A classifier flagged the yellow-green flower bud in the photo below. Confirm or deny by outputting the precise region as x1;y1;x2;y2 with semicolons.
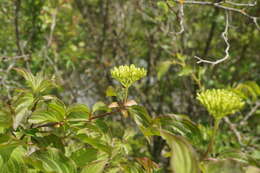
197;89;244;120
111;64;147;88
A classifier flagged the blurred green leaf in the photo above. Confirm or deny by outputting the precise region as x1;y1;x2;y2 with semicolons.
30;148;77;173
129;105;152;128
178;66;193;77
81;159;107;173
30;100;66;124
14;68;56;94
160;130;200;173
71;148;98;167
0;146;27;173
0;142;20;162
246;166;260;173
157;1;169;13
204;159;244;173
234;81;260;101
155;114;202;141
76;134;111;154
67;103;90;119
13;93;34;129
176;53;186;62
157;61;172;80
0;109;12;129
92;102;109;113
106;86;117;97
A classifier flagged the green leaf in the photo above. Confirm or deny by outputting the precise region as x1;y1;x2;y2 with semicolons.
107;168;121;173
13;108;31;129
14;68;35;88
0;142;20;162
95;119;109;134
71;148;98;167
92;102;109;113
204;159;244;173
76;134;111;154
154;114;202;141
0;109;12;129
32;134;65;152
157;61;172;80
0;146;27;173
106;86;117;97
0;134;10;144
15;68;56;94
30;100;66;124
34;78;56;94
219;150;260;168
235;81;260;101
160;130;200;173
30;148;77;173
13;93;34;129
157;1;169;13
81;159;107;173
128;105;152;128
176;53;186;62
178;66;193;77
67;103;90;119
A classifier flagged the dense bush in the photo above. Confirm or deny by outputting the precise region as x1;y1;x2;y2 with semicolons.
0;66;259;173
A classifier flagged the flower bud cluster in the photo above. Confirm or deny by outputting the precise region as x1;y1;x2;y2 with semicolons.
111;64;147;88
197;89;244;119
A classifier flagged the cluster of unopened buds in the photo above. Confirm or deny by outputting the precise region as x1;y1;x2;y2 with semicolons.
197;89;244;120
111;64;147;88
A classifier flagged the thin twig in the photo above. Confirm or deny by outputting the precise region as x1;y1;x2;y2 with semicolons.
176;3;185;35
171;0;260;30
240;101;260;125
47;8;58;47
223;117;243;145
0;55;29;61
225;1;257;7
194;11;230;65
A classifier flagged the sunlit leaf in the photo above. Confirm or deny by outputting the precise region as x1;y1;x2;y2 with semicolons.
0;109;12;128
14;68;57;95
234;81;260;101
93;102;109;113
81;159;107;173
128;105;152;128
29;148;77;173
30;100;66;124
76;134;111;154
71;148;98;167
13;93;34;129
160;130;200;173
157;1;169;13
67;103;90;119
204;159;244;173
154;114;202;141
0;142;20;162
0;146;27;173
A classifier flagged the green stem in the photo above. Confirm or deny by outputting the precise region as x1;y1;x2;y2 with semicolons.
124;87;129;103
203;118;220;159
